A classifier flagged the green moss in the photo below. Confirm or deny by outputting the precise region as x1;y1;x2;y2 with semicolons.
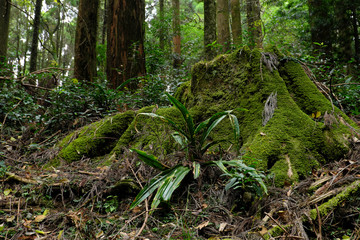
58;111;135;162
310;180;360;220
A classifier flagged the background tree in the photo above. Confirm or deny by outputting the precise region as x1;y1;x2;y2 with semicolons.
0;0;11;69
74;0;100;82
29;0;42;72
230;0;242;46
246;0;262;48
106;0;146;89
159;0;165;50
217;0;231;52
172;0;181;68
204;0;216;60
307;0;333;56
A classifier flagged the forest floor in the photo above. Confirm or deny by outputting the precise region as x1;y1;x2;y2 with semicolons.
1;117;360;240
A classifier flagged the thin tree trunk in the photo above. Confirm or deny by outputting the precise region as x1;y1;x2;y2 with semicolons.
204;0;217;60
102;0;107;45
107;0;146;89
29;0;42;73
172;0;181;68
74;0;100;82
159;0;165;50
246;0;262;48
0;0;11;68
351;6;360;63
217;0;231;52
231;0;242;46
334;0;352;62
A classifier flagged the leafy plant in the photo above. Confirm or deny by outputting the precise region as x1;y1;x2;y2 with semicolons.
130;93;247;211
138;92;245;160
214;159;268;197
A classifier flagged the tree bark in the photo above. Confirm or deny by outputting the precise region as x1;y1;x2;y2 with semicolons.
0;0;11;69
172;0;181;68
29;0;42;73
101;0;107;45
159;0;165;50
74;0;100;82
217;0;231;52
204;0;217;60
107;0;146;89
246;0;262;48
230;0;242;46
351;6;360;63
334;0;352;62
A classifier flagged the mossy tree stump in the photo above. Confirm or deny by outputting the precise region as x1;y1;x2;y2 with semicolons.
54;47;358;186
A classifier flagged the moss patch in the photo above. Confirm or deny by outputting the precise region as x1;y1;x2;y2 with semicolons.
57;111;135;162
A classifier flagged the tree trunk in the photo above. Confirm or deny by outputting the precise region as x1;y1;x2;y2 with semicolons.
107;0;146;89
307;0;333;57
101;0;107;45
172;0;181;68
204;0;217;60
334;0;352;62
0;0;11;69
230;0;242;47
217;0;231;52
246;0;262;48
74;0;100;82
351;6;360;63
159;0;165;50
29;0;42;73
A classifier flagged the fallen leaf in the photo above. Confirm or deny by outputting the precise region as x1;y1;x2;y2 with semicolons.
195;220;209;230
6;215;15;222
260;132;266;136
4;189;11;196
35;230;50;235
96;230;104;238
34;215;46;223
219;222;227;232
57;230;64;240
258;226;268;236
0;224;4;231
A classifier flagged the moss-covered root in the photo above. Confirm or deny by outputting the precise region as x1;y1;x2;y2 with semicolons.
310;180;360;220
57;111;135;162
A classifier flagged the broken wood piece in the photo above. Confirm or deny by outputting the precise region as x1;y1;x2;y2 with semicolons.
5;172;42;185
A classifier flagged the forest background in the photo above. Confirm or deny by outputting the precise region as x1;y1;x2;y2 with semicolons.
0;0;360;239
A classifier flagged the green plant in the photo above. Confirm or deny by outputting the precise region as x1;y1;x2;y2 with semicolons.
214;159;268;197
130;93;246;211
0;161;9;177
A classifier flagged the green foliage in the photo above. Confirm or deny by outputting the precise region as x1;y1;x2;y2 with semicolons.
138;92;246;160
214;159;268;197
0;161;9;178
130;93;254;211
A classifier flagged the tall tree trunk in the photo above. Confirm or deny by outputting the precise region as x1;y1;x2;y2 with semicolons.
101;0;107;45
334;0;352;62
217;0;231;52
351;6;360;63
307;0;333;57
246;0;262;48
159;0;165;50
230;0;242;46
204;0;217;60
29;0;42;73
172;0;181;68
107;0;146;89
0;0;11;69
74;0;100;82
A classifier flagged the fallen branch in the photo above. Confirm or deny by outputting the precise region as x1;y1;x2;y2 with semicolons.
5;171;42;185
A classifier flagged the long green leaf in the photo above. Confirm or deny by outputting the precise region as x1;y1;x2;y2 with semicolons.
194;111;228;135
193;162;201;179
116;77;136;91
130;149;169;171
201;139;228;155
156;166;190;202
129;173;166;209
199;115;227;147
165;93;195;140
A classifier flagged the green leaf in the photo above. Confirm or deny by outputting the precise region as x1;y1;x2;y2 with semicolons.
130;149;169;171
172;132;188;148
193;162;201;179
165;93;195;140
201;139;227;155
